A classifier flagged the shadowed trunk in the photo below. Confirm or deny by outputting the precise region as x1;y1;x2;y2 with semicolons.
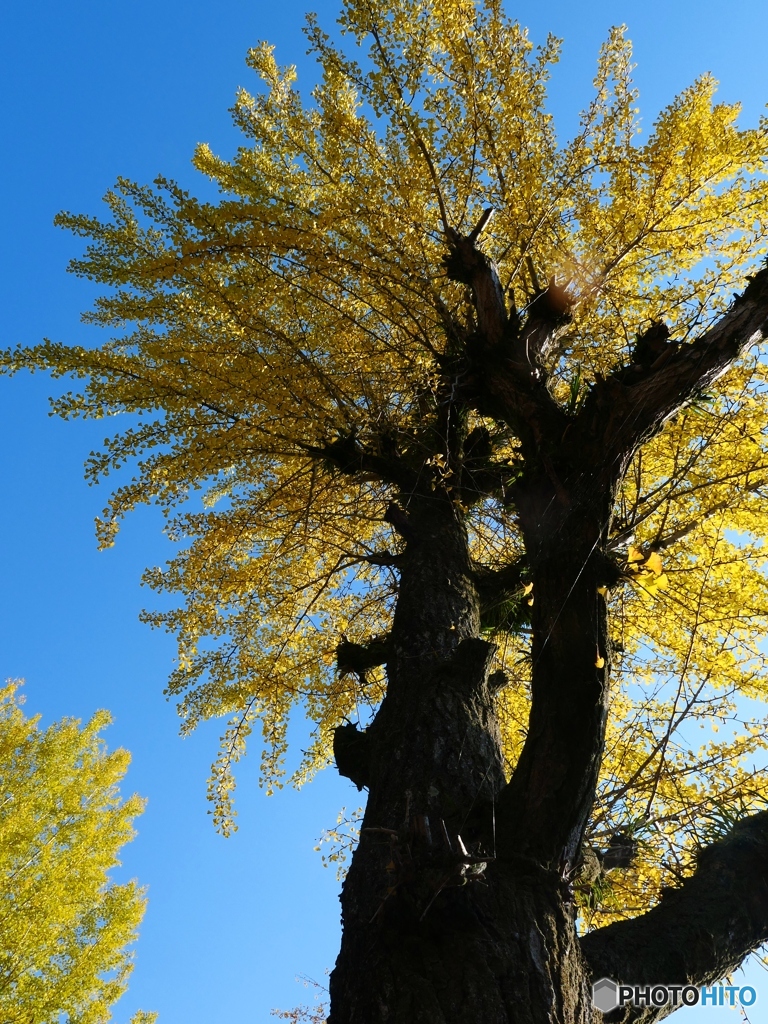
328;496;597;1023
497;467;615;873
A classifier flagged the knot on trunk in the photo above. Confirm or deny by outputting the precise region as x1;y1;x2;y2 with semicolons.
384;501;417;542
444;637;497;689
526;280;575;327
333;721;371;791
336;636;390;681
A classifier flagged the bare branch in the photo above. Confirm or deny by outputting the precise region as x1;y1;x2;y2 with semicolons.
299;433;417;490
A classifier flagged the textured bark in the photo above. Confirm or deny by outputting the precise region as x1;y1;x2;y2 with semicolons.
496;471;615;871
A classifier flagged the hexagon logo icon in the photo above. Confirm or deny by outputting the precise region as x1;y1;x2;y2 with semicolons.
592;977;619;1012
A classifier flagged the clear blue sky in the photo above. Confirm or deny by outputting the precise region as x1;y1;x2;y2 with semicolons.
1;1;767;1020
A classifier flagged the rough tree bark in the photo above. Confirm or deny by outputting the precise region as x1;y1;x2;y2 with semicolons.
326;225;768;1024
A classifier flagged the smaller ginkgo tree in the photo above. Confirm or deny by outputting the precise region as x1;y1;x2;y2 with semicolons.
0;681;154;1024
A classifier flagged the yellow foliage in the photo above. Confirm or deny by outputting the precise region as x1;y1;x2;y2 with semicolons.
644;552;663;576
0;682;153;1024
4;0;768;926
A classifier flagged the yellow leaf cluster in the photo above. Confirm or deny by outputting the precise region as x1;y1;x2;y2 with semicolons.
624;545;668;596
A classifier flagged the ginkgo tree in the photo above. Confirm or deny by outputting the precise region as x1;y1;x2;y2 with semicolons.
6;0;768;1020
0;682;154;1024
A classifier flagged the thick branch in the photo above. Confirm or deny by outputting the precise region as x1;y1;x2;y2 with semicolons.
459;425;524;502
581;810;768;1022
336;635;390;678
444;224;508;348
492;272;768;869
442;226;569;449
516;280;574;370
300;432;417;490
494;535;611;870
359;550;402;568
579;267;768;467
473;557;527;600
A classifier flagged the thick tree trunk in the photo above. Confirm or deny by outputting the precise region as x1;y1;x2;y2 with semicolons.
330;859;592;1023
328;497;597;1023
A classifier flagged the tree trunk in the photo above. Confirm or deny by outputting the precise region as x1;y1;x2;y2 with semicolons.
330;859;592;1023
328;496;597;1023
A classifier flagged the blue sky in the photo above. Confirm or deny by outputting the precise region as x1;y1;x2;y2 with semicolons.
1;1;767;1020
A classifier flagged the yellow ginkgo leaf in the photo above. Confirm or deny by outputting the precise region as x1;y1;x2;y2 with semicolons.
637;573;670;598
0;683;150;1021
645;551;663;575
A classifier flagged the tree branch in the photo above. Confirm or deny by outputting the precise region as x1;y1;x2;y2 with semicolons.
579;267;768;468
359;550;402;568
299;432;417;490
443;222;508;348
580;810;768;1023
473;557;527;598
516;279;574;371
442;225;569;450
458;426;524;504
649;499;732;551
336;636;391;679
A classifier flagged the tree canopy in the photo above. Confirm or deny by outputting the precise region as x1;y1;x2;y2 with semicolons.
5;0;768;947
0;682;153;1024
